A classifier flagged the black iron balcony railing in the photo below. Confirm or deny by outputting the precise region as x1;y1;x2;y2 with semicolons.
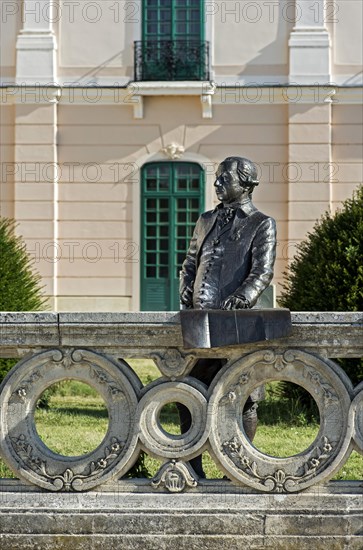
134;40;210;81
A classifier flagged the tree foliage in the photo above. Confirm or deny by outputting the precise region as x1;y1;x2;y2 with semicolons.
0;218;48;384
0;218;47;311
279;186;363;386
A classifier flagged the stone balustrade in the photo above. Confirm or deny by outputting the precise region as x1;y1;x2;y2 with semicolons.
0;311;362;495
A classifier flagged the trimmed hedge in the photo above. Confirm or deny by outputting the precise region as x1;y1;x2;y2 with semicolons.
0;218;48;385
278;186;363;386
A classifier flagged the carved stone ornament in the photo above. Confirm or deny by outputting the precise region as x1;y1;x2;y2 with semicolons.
136;379;208;459
207;349;354;492
161;143;185;159
0;345;358;494
10;434;124;492
350;382;363;454
0;349;141;491
151;460;198;492
150;348;196;380
222;435;334;493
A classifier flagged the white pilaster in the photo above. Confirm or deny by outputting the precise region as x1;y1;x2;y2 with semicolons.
16;0;57;84
289;0;331;84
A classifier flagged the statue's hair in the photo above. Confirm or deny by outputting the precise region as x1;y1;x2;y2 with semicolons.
222;156;259;192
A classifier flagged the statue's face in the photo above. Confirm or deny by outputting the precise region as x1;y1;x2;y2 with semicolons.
214;161;248;204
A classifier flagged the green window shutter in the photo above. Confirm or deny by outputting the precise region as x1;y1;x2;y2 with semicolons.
138;0;208;81
140;162;204;311
143;0;203;42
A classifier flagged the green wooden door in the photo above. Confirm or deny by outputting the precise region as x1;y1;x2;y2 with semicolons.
141;162;204;311
142;0;205;80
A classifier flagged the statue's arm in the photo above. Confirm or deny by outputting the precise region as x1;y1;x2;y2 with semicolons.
179;218;200;308
222;217;277;309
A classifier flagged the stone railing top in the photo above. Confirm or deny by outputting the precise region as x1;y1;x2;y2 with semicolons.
0;311;362;360
0;311;362;324
0;312;180;324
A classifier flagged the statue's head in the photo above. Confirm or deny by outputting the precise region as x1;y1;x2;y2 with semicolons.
215;157;259;203
221;157;259;190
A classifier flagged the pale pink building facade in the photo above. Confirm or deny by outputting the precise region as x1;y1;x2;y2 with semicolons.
0;0;362;311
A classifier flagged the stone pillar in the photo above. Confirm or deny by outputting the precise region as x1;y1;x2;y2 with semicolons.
289;0;331;84
287;0;333;260
14;90;59;309
16;0;57;84
287;99;333;260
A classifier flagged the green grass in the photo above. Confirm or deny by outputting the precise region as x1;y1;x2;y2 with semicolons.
125;358;161;386
34;395;109;457
0;362;362;482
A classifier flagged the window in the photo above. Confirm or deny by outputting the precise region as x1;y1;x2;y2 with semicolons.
141;162;204;310
134;0;209;81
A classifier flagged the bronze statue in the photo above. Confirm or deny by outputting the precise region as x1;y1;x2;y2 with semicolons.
180;156;276;310
178;156;277;477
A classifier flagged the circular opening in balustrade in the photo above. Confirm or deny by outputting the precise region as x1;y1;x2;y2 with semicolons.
158;402;186;436
251;382;320;458
34;380;109;457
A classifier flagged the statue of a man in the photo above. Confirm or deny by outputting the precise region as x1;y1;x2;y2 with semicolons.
178;156;277;477
180;156;276;310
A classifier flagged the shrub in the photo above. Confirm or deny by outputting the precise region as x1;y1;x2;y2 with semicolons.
0;218;47;311
0;218;48;387
278;186;363;386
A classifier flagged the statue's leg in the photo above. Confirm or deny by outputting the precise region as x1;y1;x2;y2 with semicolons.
176;359;221;477
242;400;258;441
177;399;258;478
188;358;225;385
176;402;206;477
177;359;224;478
177;359;259;477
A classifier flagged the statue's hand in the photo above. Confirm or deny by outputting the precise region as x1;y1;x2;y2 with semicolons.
221;295;250;310
180;285;194;308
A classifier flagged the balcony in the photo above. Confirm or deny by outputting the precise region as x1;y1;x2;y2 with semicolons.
134;40;210;81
